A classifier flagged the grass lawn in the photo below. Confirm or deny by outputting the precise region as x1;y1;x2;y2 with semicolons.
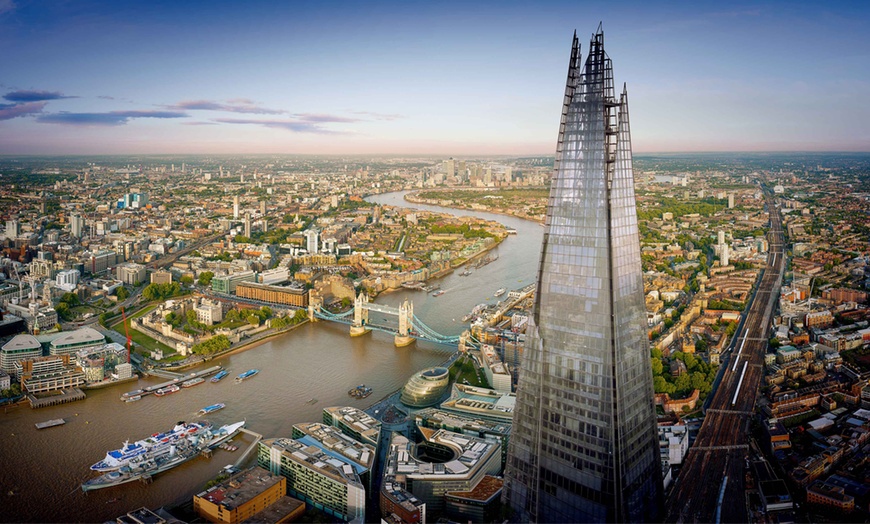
111;305;175;355
449;354;491;388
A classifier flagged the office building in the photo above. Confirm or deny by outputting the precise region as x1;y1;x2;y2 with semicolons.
150;270;172;285
244;213;251;238
1;334;43;378
55;269;80;292
233;195;240;219
415;407;512;469
15;354;86;393
193;466;304;524
49;327;106;357
235;281;309;307
382;430;501;518
290;421;375;491
6;219;20;238
503;27;662;522
400;367;450;407
257;437;366;522
116;262;146;286
322;406;382;449
70;213;84;239
304;228;320;255
211;270;256;294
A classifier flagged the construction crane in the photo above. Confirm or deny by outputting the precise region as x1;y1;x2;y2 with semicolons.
120;307;132;364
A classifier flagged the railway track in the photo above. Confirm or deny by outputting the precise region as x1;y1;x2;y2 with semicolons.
665;191;785;523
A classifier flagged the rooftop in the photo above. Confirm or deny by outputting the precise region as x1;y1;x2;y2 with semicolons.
445;474;504;503
196;466;284;511
50;327;104;348
1;334;40;352
260;437;363;486
292;422;375;471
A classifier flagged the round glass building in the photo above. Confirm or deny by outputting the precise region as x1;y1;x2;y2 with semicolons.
400;367;449;407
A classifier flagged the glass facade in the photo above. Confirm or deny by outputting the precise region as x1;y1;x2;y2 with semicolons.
503;27;662;523
400;367;450;407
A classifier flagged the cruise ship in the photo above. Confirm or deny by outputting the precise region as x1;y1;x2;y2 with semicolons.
82;421;246;491
90;421;212;472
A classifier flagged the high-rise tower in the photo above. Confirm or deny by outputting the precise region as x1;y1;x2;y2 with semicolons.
503;27;662;523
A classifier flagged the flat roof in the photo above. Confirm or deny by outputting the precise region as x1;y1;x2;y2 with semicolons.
1;334;40;352
50;327;104;348
197;467;284;511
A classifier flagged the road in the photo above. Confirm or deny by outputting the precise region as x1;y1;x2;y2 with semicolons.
665;189;785;523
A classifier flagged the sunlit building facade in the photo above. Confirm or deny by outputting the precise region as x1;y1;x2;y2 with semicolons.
503;27;662;522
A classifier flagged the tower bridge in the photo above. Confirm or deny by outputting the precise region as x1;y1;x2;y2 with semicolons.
308;292;476;349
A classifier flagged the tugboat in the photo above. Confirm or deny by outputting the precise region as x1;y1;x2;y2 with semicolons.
348;384;373;399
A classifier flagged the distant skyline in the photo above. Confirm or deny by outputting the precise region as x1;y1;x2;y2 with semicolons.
1;0;868;155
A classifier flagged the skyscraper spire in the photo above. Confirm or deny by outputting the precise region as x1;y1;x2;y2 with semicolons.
503;26;662;523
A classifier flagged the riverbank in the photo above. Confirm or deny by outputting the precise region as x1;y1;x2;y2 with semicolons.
161;319;310;371
405;189;546;225
81;374;140;390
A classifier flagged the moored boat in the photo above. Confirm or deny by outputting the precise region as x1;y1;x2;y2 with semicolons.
154;385;180;397
235;369;259;383
494;287;506;297
432;290;446;297
181;377;205;388
82;421;245;491
348;384;373;399
124;395;142;403
210;370;229;383
198;403;226;415
89;421;211;472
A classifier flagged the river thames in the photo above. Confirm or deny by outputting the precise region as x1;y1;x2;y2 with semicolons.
0;190;543;522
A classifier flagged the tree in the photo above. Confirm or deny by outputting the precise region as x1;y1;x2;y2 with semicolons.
116;286;130;300
198;271;214;286
180;275;194;286
651;358;663;376
653;376;675;395
55;302;71;320
694;338;708;353
60;292;80;306
247;314;260;326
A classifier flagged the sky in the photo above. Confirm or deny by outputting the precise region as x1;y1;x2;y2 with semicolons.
0;0;868;155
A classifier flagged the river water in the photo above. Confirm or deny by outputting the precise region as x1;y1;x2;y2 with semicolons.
0;190;543;523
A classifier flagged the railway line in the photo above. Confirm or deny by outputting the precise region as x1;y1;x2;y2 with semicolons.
665;190;786;523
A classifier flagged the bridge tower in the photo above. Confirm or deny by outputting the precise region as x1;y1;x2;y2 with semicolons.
350;292;371;337
308;292;323;322
395;298;415;347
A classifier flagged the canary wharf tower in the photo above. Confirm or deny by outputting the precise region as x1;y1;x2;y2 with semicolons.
503;26;662;523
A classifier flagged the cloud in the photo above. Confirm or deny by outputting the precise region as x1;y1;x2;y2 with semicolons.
4;90;74;102
214;117;342;134
0;0;15;17
170;99;285;115
182;121;218;126
351;111;405;121
37;110;188;126
0;101;46;120
295;113;361;123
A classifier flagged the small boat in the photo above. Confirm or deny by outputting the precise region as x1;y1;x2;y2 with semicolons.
348;384;373;399
432;290;446;297
494;288;506;297
154;385;180;397
235;369;259;383
124;395;142;403
210;370;229;383
199;403;226;415
459;268;472;276
306;398;318;405
506;228;517;235
181;377;205;388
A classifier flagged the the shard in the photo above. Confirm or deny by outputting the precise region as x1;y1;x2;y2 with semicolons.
503;26;662;523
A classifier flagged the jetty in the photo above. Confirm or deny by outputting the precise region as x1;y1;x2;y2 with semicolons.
121;365;223;400
28;388;86;409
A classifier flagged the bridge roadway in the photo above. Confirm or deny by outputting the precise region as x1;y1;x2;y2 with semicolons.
665;192;785;523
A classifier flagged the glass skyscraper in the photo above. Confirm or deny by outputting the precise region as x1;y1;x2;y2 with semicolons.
503;26;662;523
